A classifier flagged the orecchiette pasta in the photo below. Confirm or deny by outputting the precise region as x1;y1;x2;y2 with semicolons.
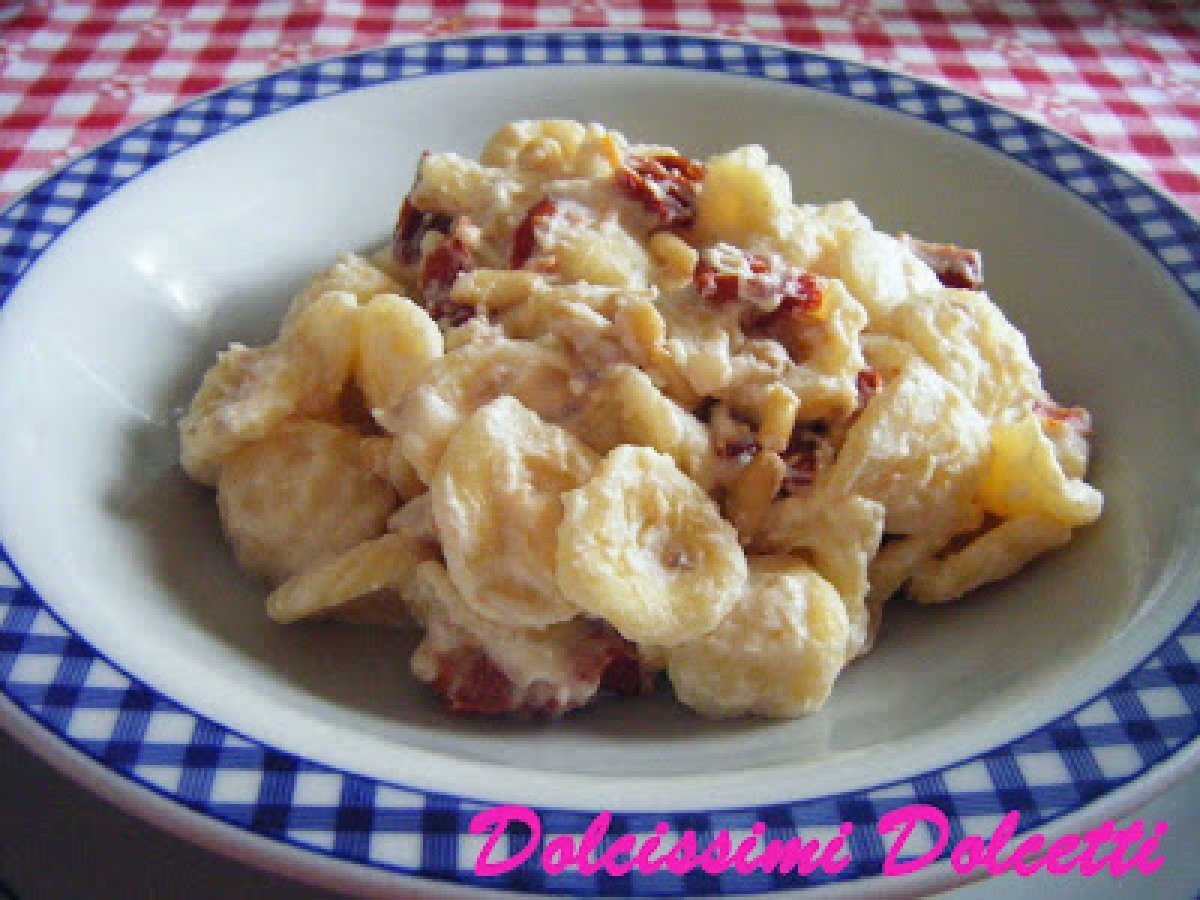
977;412;1103;528
378;326;578;483
266;532;435;626
216;421;396;582
556;445;746;647
179;290;358;485
885;287;1044;421
180;120;1103;719
432;395;598;628
281;251;404;327
824;356;990;536
907;515;1073;605
668;556;850;718
696;145;793;247
355;293;443;411
753;489;886;658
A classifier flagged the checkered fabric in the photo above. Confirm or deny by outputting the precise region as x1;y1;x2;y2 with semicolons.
1;1;1198;215
0;33;1197;896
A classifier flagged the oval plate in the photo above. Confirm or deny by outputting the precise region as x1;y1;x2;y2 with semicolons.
0;31;1198;898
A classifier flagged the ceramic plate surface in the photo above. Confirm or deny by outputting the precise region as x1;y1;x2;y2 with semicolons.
0;31;1198;898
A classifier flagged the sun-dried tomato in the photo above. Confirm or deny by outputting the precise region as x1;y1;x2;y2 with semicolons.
763;272;824;325
428;299;476;328
428;621;653;718
419;232;476;326
780;444;820;495
693;248;823;325
581;621;655;697
749;268;825;366
694;252;770;305
779;423;833;496
906;236;984;291
432;648;516;716
616;153;705;228
694;268;738;304
394;196;453;266
717;436;762;464
421;233;472;291
511;196;559;269
856;367;883;407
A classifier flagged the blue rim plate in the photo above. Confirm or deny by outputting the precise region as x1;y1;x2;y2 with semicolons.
1;31;1198;897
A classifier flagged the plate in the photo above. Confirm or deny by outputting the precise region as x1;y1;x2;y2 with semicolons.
0;31;1197;898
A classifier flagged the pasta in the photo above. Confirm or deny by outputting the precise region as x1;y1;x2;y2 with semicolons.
180;120;1103;719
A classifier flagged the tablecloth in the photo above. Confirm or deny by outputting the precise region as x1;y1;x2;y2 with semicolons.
1;1;1198;216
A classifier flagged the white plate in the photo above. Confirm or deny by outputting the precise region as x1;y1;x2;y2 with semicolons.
0;32;1197;898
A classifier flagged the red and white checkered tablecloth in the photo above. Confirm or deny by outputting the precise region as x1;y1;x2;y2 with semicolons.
1;1;1198;215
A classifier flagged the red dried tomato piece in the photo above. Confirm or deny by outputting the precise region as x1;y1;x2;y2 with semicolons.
764;272;824;325
693;266;740;305
427;299;475;328
781;445;820;495
856;367;883;407
616;153;706;228
906;236;984;291
574;621;655;697
511;196;559;269
779;423;833;496
428;620;654;717
717;436;762;465
693;248;823;324
432;648;516;716
420;233;473;294
394;196;453;266
694;252;770;305
418;232;476;326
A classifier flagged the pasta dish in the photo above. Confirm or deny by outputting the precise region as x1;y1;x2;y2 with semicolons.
179;120;1102;719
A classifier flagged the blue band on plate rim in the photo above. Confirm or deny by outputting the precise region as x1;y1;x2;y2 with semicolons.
0;31;1197;896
